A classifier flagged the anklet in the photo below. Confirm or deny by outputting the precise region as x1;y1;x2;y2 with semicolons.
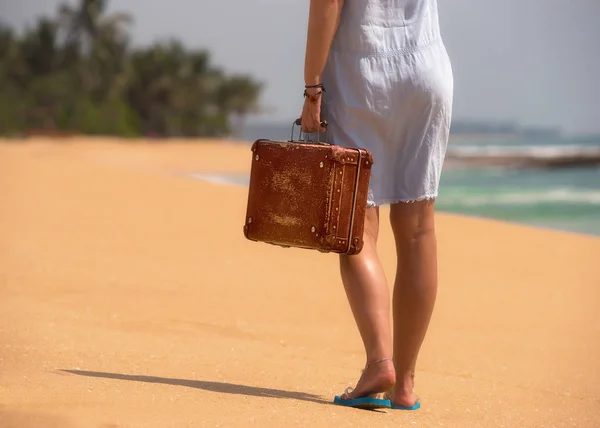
365;358;393;369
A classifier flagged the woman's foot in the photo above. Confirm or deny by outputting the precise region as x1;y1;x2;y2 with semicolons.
385;383;420;409
339;358;396;400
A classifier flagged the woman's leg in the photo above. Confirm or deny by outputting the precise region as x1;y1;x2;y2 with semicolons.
339;206;396;399
387;199;439;407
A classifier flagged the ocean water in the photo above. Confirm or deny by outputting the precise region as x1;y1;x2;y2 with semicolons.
436;164;600;236
227;123;600;237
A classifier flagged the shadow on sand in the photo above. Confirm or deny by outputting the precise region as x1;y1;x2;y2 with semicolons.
60;369;332;406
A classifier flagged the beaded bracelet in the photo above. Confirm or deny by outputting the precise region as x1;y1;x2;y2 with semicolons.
304;83;326;102
304;89;324;103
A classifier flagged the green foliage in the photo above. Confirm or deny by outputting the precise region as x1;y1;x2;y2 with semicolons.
0;0;262;138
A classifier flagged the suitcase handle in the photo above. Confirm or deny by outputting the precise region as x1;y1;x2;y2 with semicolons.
291;118;329;144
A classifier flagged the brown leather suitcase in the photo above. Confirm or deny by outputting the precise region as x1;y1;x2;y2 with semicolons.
243;120;374;255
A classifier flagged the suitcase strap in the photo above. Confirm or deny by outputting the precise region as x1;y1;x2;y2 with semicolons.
324;147;364;254
346;148;363;253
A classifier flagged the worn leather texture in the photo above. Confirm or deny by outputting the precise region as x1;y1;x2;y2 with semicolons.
243;138;373;255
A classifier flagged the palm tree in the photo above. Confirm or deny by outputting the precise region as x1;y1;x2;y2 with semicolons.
0;23;21;85
126;40;232;137
216;75;263;138
57;0;132;100
58;0;131;52
0;23;24;134
126;41;183;135
0;22;16;59
20;18;60;76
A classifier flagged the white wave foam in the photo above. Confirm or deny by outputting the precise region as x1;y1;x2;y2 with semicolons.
441;188;600;206
185;172;600;209
447;144;600;159
187;172;248;187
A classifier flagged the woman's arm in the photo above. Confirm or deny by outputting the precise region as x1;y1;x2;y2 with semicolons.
301;0;344;132
303;0;345;87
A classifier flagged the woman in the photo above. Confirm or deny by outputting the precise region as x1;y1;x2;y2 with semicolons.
301;0;453;411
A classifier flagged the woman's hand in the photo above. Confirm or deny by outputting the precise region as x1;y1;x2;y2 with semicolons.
301;88;326;133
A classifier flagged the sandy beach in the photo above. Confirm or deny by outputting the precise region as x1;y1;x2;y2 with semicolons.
1;138;599;428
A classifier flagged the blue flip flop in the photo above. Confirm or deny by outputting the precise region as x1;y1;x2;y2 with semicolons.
385;392;421;411
390;400;421;410
333;394;392;410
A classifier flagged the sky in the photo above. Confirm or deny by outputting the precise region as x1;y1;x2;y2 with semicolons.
2;0;600;135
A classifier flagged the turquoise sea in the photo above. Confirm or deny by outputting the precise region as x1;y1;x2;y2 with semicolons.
438;159;600;236
438;134;600;236
212;123;600;237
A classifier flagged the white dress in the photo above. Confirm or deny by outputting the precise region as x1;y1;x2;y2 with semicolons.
321;0;454;205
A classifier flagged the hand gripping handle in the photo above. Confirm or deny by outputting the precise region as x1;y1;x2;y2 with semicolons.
290;118;329;144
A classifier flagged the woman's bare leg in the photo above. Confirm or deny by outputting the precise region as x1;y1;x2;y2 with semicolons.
387;199;438;407
339;206;396;399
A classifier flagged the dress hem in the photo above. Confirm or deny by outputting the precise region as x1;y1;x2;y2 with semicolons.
366;194;438;207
